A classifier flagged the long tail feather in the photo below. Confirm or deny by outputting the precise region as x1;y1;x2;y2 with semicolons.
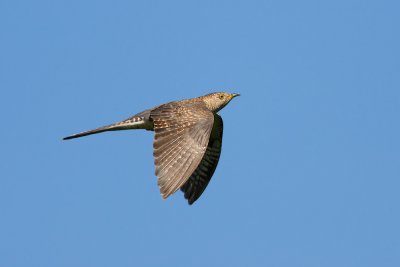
63;115;151;140
63;124;117;140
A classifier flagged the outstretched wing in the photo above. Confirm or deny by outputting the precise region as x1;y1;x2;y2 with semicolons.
151;101;214;199
180;114;223;204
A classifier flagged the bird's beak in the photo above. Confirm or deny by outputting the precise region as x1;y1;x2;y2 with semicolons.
232;93;240;98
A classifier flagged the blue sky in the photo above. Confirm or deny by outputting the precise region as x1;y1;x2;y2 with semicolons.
1;0;399;266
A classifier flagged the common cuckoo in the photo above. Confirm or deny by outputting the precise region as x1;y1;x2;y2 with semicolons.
63;92;239;204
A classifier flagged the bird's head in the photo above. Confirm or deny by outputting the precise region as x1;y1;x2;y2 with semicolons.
202;92;240;112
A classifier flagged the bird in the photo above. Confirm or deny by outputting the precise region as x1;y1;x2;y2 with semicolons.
63;92;239;204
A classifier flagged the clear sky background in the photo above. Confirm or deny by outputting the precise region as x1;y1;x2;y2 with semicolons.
1;1;399;266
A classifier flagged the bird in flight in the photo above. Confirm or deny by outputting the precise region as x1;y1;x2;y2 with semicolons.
64;92;239;204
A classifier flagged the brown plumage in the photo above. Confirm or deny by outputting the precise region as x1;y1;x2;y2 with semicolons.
63;92;239;204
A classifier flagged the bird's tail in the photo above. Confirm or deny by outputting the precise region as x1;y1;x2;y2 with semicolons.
63;124;118;140
63;115;151;140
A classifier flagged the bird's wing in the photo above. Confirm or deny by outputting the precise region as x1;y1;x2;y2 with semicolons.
180;114;223;204
151;101;214;199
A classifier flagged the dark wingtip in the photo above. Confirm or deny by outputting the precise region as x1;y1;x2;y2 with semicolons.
187;196;198;205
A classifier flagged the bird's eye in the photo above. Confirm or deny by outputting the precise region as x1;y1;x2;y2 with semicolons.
219;95;224;100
